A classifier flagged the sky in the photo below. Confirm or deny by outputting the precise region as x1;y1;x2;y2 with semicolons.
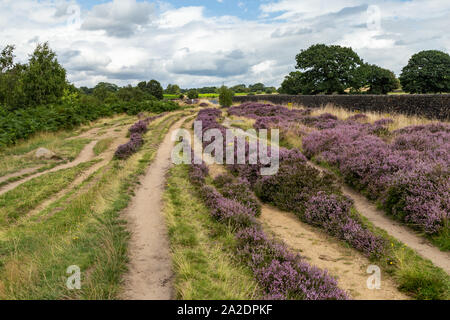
1;0;449;89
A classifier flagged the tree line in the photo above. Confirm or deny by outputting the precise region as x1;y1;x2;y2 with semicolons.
0;43;179;148
279;44;450;95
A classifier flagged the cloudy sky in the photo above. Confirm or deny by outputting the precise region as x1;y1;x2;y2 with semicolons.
1;0;449;88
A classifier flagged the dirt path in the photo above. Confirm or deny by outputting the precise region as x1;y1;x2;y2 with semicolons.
0;123;130;197
0;166;42;185
21;134;129;223
260;205;409;300
342;186;450;274
121;117;187;300
0;140;98;197
222;117;450;275
306;160;450;274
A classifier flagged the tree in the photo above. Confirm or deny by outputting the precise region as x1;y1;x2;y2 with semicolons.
295;44;363;94
22;42;67;106
0;45;15;73
231;84;248;93
93;82;119;101
187;89;199;99
165;84;180;94
399;50;450;93
279;71;304;94
364;64;399;94
0;45;26;109
249;83;265;92
146;80;164;100
218;86;234;107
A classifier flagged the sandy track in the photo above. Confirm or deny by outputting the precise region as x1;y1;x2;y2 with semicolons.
306;160;450;274
260;205;409;300
0;166;42;185
342;186;450;274
121;117;186;300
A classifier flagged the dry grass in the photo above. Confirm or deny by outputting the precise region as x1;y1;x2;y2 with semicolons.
305;103;441;130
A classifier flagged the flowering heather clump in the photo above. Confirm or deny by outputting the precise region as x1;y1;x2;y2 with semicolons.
254;160;338;213
199;102;209;107
228;103;308;132
383;167;450;234
114;113;167;160
128;120;148;135
218;177;262;216
114;133;144;159
305;192;386;258
189;162;209;186
303;121;450;235
346;114;368;122
235;226;349;300
201;185;256;229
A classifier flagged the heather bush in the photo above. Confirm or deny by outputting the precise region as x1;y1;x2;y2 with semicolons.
128;120;148;135
305;192;386;258
114;133;144;159
303;121;450;235
254;161;338;214
235;226;348;300
217;177;261;216
189;162;209;186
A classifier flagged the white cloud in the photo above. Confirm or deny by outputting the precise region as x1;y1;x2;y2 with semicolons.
158;6;204;28
0;0;448;88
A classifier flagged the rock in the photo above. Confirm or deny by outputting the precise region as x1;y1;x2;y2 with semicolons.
35;147;56;159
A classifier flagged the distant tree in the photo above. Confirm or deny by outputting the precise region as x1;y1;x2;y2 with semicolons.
0;45;15;73
295;44;363;94
187;89;199;99
93;82;119;101
264;87;276;94
137;81;147;91
165;84;180;94
249;83;265;92
364;64;399;94
231;84;248;93
218;85;234;107
146;80;164;100
0;45;26;109
79;86;93;95
279;71;303;95
197;86;217;94
399;50;450;93
22;42;67;107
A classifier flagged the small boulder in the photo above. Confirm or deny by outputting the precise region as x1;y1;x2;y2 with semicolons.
35;147;56;159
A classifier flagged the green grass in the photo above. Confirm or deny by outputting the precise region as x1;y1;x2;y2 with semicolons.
0;112;186;299
163;164;260;300
355;211;450;300
93;138;114;156
0;137;91;178
0;160;98;227
164;94;180;100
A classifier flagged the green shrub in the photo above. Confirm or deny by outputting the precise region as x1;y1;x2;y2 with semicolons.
0;98;180;149
218;86;234;107
187;89;199;99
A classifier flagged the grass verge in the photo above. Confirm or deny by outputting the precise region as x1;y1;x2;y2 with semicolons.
163;164;260;300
